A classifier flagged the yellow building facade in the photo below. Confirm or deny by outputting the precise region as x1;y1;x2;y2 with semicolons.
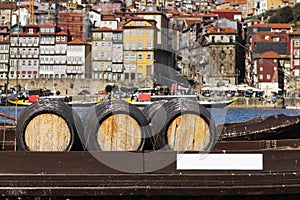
123;19;157;81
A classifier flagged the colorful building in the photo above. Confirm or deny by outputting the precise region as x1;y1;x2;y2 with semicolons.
122;18;157;83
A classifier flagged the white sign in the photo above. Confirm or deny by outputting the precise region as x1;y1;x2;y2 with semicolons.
177;153;263;170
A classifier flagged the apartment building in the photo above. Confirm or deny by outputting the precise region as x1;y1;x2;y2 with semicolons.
53;31;69;79
10;24;40;80
39;23;57;79
59;10;90;41
202;24;237;84
254;51;286;96
0;25;9;79
91;27;111;80
123;18;157;82
66;39;91;79
0;1;17;28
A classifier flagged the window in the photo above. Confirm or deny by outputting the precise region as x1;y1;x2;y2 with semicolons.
125;73;129;80
61;36;65;42
295;40;300;47
259;67;263;71
118;33;122;40
125;41;130;49
137;73;143;80
131;30;136;36
147;41;152;49
124;54;130;60
138;54;142;60
294;49;300;58
130;73;135;80
131;41;136;49
138;29;143;36
266;74;271;80
130;54;136;60
259;74;263;80
113;34;117;40
124;30;130;36
124;64;130;70
138;41;143;49
131;64;136;70
147;30;152;36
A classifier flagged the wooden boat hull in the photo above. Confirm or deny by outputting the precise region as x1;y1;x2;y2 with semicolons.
220;114;300;141
0;119;299;198
0;146;299;198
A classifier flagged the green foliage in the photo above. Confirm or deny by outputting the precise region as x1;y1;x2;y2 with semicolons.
264;4;300;26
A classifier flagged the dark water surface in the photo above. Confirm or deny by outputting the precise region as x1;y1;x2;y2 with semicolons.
1;106;300;125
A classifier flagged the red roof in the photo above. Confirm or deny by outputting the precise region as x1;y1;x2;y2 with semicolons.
56;31;68;35
206;26;236;34
93;26;113;32
251;23;291;29
256;51;279;59
211;9;242;13
39;23;55;28
185;19;202;28
68;39;87;45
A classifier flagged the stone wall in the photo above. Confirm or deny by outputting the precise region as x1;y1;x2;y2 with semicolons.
227;97;284;108
0;79;108;96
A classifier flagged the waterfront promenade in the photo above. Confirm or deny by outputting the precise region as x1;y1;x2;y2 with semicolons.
227;97;300;109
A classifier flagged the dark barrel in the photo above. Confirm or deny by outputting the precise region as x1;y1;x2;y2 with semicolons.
144;98;217;151
16;100;83;151
83;100;152;151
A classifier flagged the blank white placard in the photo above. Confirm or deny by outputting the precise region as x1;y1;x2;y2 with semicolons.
177;153;263;170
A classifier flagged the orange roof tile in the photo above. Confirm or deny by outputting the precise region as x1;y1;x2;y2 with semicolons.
39;23;55;28
93;26;113;31
211;9;242;13
185;19;202;28
56;31;68;35
251;23;291;29
256;51;279;59
268;23;291;29
206;26;236;34
68;39;87;45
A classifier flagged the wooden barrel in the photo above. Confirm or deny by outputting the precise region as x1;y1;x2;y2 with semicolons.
16;100;83;151
144;98;217;151
142;100;169;150
83;100;152;151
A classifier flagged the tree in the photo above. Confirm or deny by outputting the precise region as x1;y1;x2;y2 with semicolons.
267;6;293;23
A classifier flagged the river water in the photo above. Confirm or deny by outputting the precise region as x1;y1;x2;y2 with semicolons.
1;106;300;125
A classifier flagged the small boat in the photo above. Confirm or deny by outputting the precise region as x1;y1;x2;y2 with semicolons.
126;87;236;108
128;97;235;108
6;89;72;106
7;99;32;106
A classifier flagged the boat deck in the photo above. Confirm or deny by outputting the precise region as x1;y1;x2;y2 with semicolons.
0;139;299;198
